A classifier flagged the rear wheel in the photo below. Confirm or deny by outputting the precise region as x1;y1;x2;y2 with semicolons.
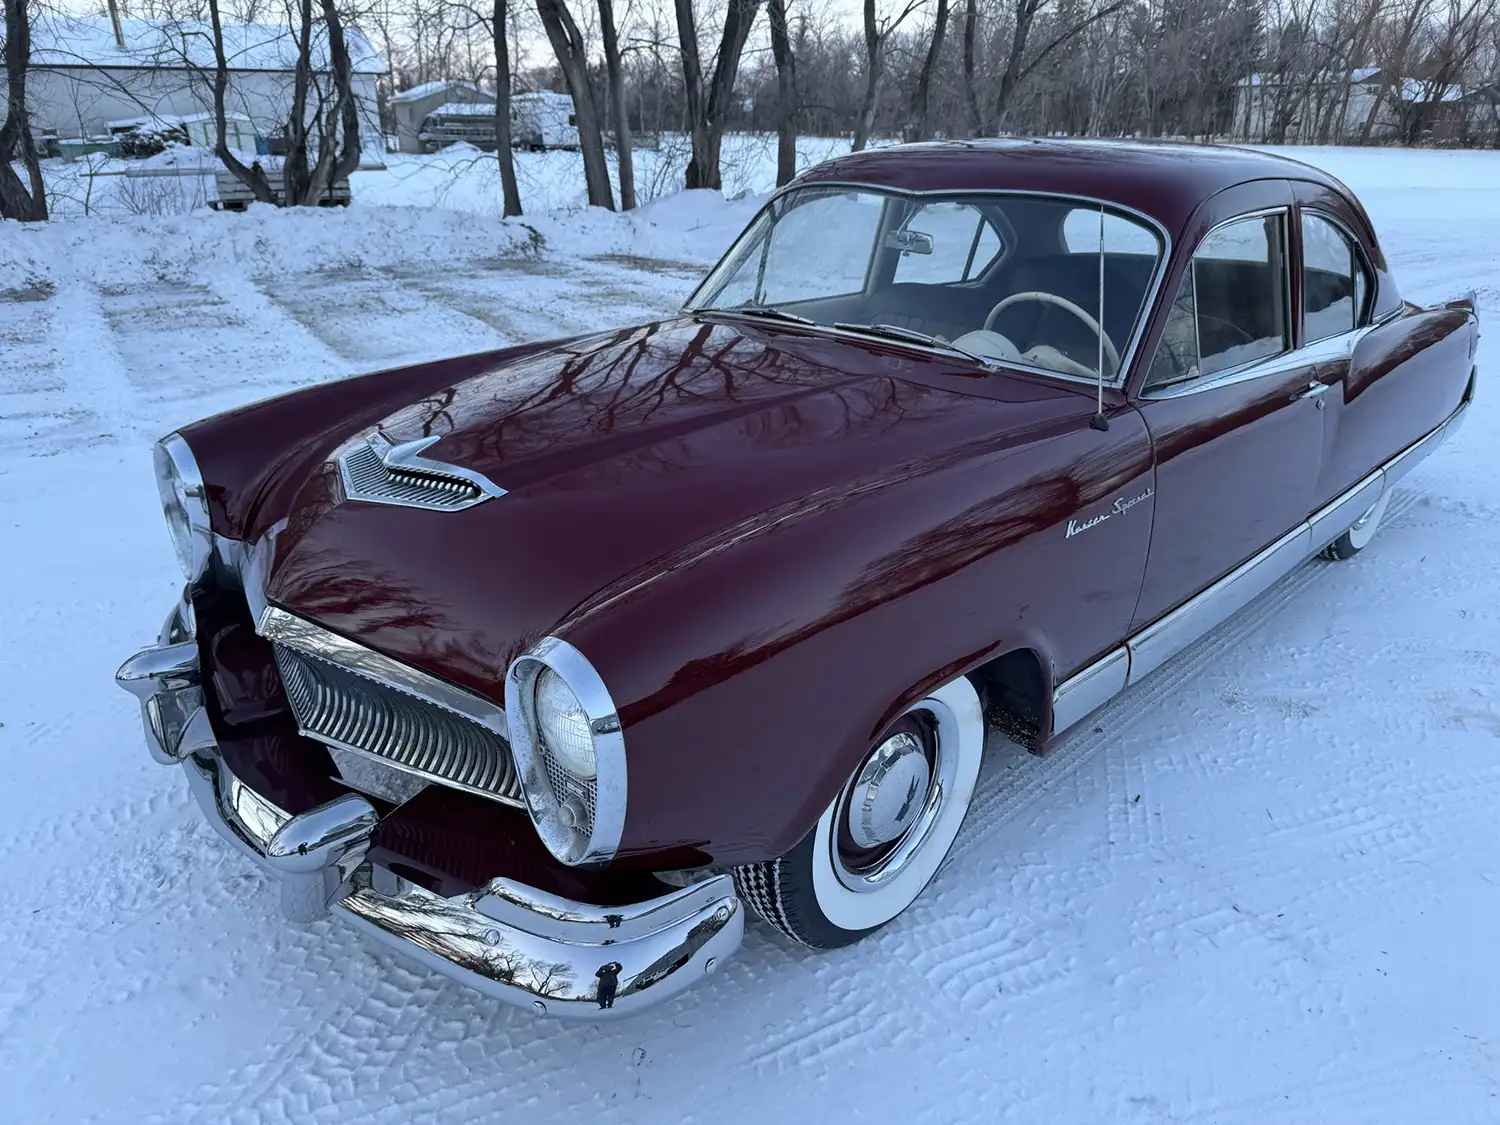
1322;490;1391;560
732;676;985;949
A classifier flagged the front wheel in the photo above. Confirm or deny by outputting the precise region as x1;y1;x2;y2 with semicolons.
732;676;985;949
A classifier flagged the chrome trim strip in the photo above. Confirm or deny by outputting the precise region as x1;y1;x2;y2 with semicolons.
684;183;1173;391
257;606;508;735
1308;469;1384;550
1384;422;1448;486
1047;402;1466;728
504;636;627;867
1128;523;1312;685
1051;647;1129;735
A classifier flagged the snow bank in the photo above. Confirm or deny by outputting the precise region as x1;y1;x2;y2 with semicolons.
0;188;772;294
2;132;805;292
0;204;537;291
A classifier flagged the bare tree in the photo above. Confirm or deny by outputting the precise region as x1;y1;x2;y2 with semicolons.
908;0;949;139
207;0;365;206
1361;0;1433;139
767;0;797;184
208;0;277;204
960;0;983;133
675;0;762;188
536;0;615;207
994;0;1127;128
0;0;47;220
851;0;922;151
493;0;522;215
598;0;635;208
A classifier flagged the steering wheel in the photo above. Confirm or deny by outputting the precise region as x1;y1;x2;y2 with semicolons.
1197;313;1256;347
984;292;1121;376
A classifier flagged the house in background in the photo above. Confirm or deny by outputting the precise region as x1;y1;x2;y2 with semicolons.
389;80;491;153
1229;67;1388;142
17;14;385;156
1229;67;1487;145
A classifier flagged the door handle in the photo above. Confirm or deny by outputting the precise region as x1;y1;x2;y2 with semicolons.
1296;381;1331;408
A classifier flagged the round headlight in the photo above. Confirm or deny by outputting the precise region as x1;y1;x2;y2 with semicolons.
534;667;596;780
153;433;212;582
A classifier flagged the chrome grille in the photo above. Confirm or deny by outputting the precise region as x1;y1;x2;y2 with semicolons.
274;642;524;806
337;431;505;513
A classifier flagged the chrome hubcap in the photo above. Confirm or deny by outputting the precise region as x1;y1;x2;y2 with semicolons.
1352;499;1381;530
847;732;931;849
833;717;947;892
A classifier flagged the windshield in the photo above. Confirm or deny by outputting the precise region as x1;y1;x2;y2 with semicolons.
686;186;1166;383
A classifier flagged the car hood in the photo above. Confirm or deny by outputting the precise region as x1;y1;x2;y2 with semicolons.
263;316;1092;700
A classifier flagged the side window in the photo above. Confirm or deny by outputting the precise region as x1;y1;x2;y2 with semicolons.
1145;212;1290;391
892;201;1003;284
1302;212;1368;341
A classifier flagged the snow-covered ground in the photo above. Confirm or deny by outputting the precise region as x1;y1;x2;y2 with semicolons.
1;144;1498;1124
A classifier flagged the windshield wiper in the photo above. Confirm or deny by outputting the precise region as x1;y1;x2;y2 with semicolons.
700;305;818;326
832;322;999;370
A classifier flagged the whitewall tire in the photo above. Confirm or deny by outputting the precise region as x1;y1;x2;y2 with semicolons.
732;675;985;949
1322;490;1391;561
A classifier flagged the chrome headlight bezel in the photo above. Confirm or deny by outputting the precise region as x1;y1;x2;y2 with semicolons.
153;432;213;584
504;637;626;868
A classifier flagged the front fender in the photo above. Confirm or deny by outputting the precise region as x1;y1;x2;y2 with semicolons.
563;405;1152;867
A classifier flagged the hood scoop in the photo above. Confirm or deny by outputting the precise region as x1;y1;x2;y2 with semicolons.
338;431;506;513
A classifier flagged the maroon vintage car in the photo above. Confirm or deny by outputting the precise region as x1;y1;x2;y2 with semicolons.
118;139;1478;1018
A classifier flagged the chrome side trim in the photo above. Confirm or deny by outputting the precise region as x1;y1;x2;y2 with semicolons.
1308;469;1384;550
1128;523;1311;684
257;607;509;736
684;183;1173;390
1384;423;1448;486
1047;401;1468;734
1051;647;1129;735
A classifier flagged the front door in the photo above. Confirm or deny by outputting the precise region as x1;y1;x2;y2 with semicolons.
1130;205;1327;635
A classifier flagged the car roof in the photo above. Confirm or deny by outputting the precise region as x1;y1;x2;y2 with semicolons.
791;138;1352;236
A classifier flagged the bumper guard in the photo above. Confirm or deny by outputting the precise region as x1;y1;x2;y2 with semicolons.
116;600;743;1020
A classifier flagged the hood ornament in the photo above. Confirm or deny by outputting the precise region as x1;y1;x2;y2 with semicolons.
338;430;506;513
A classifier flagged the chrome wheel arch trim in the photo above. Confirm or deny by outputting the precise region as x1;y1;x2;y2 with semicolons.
808;675;984;931
1049;397;1467;738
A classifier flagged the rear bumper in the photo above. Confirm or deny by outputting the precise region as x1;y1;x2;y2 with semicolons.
116;601;743;1020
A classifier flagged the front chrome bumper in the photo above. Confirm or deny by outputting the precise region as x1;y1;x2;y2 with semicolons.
116;600;744;1020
